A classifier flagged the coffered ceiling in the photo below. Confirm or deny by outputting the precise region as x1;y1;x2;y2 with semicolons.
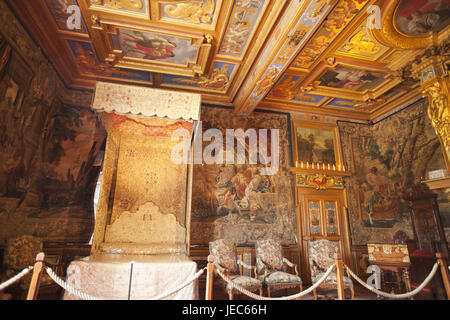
6;0;450;121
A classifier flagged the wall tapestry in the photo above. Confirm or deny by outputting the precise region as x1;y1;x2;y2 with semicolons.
190;106;297;245
338;99;448;245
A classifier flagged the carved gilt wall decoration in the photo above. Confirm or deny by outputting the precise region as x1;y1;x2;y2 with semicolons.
296;174;344;190
91;0;144;11
424;81;450;151
169;63;231;90
341;27;382;56
163;0;216;24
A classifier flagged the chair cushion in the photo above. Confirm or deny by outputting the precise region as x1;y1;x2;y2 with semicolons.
308;239;339;278
209;239;238;273
312;271;353;287
255;239;284;274
226;275;262;292
260;271;302;285
4;235;43;270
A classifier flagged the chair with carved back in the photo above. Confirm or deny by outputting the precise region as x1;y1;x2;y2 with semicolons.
2;235;53;299
255;239;303;297
308;239;354;300
209;239;263;300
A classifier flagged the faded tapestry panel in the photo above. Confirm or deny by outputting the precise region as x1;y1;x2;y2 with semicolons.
339;99;447;245
0;0;106;244
190;106;297;245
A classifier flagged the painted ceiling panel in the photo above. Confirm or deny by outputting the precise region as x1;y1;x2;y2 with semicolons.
7;0;449;120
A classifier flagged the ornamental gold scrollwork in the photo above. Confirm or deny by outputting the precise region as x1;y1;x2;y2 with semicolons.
423;81;450;150
170;63;230;90
311;0;332;18
164;0;215;24
341;27;382;56
306;174;336;190
91;0;144;11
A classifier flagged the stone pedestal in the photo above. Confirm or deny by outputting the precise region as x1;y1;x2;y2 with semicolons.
64;82;201;300
64;253;198;300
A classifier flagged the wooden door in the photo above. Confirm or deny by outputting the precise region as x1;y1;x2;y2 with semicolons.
296;187;352;283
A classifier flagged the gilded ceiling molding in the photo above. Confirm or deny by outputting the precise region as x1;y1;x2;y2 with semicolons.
169;63;231;91
311;0;333;18
163;0;216;24
341;27;382;55
91;0;144;11
233;0;337;115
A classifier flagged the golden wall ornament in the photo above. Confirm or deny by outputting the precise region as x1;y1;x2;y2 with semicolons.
307;174;336;189
341;27;381;56
91;0;144;11
164;0;215;24
423;81;450;151
296;173;344;190
311;0;332;18
170;63;230;90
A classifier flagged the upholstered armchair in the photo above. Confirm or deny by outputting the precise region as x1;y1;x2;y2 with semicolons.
1;235;53;298
209;239;263;300
255;239;303;297
308;239;354;300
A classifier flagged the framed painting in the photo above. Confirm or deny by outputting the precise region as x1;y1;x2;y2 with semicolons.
308;200;322;235
394;0;450;36
325;200;339;235
292;120;343;168
89;21;213;77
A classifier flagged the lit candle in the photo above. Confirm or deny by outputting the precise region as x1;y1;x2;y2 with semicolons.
317;163;320;169
343;165;345;172
307;162;309;168
333;164;336;171
338;164;341;171
296;161;298;168
312;163;315;169
328;164;330;170
301;161;304;168
322;163;325;170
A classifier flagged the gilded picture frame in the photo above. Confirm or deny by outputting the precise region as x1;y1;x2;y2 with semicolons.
292;120;343;168
89;21;213;77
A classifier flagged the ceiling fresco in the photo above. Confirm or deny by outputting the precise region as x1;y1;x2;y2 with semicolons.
6;0;450;121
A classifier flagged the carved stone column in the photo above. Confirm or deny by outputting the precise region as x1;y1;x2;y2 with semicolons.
411;40;450;171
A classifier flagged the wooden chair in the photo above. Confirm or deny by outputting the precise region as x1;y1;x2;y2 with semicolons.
308;239;354;300
255;239;303;297
209;239;263;300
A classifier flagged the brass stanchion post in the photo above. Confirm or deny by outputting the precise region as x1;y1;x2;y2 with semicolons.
335;253;345;300
26;252;45;300
436;252;450;300
205;255;214;300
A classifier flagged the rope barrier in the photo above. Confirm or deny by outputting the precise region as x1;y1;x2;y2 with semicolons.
0;267;33;291
45;266;204;300
45;267;101;300
147;267;206;300
3;255;444;300
216;264;336;300
344;262;440;299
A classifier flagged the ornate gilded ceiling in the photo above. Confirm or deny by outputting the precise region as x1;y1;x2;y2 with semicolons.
6;0;450;120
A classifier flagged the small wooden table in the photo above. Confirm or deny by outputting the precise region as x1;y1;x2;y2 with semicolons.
367;244;412;295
